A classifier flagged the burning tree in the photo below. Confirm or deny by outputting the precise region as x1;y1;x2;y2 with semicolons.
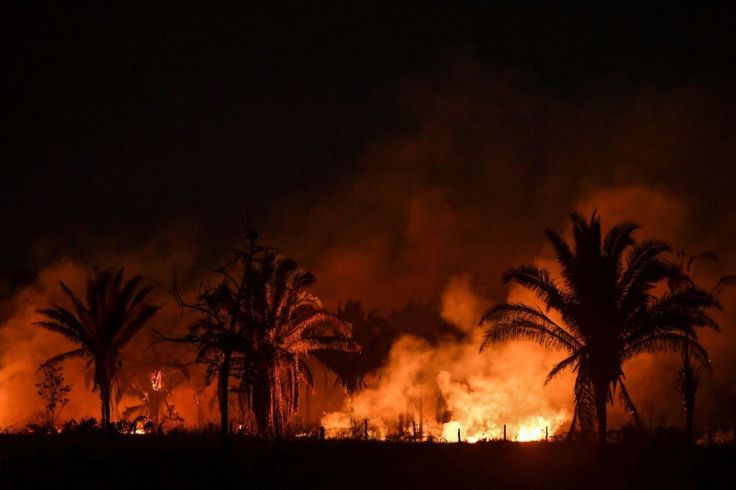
162;231;358;437
122;367;187;426
479;212;718;444
34;268;160;429
35;363;72;430
241;251;359;436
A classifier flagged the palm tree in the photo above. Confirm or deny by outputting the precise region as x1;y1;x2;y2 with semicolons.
665;251;735;442
34;268;160;428
479;212;716;444
315;300;395;396
122;367;187;424
242;252;359;437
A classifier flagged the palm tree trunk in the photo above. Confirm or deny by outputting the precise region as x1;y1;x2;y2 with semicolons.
595;384;608;445
100;384;111;429
683;380;696;443
218;350;232;437
680;359;697;444
271;365;282;438
252;369;270;436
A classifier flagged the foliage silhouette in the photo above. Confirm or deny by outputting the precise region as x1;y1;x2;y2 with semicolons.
314;300;396;396
162;231;358;437
35;268;160;428
122;367;187;426
241;250;359;437
479;211;718;444
390;299;465;345
162;230;271;436
664;251;736;443
35;364;71;430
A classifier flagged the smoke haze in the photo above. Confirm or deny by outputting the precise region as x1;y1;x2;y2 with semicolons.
2;56;735;434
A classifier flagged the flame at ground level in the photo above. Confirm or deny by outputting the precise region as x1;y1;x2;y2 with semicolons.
442;413;567;442
321;409;567;442
319;333;572;443
320;276;574;442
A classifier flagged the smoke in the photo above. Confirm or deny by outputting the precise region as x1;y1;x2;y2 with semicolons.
1;55;735;433
0;260;97;427
0;223;214;429
320;274;572;441
276;59;736;434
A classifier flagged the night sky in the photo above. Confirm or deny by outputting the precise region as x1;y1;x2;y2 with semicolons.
5;2;735;274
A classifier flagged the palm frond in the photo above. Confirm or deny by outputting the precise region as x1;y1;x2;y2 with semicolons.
481;322;577;353
284;311;352;340
501;265;568;312
602;222;638;264
714;275;736;296
284;337;360;354
544;352;580;385
617;379;642;428
544;229;574;269
622;332;709;361
480;302;580;351
43;347;91;366
113;304;161;351
59;282;90;321
297;358;314;389
620;239;670;290
33;315;88;345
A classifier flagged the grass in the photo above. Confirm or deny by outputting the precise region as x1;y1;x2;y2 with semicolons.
1;433;734;489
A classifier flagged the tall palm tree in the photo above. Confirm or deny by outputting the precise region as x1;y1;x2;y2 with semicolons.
242;252;359;437
34;268;160;428
479;212;716;444
665;251;734;442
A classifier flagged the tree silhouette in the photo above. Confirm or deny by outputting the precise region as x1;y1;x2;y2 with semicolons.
315;300;396;396
35;268;160;428
479;212;717;444
164;231;270;437
390;299;464;345
162;232;358;437
664;251;735;442
122;367;187;425
242;252;359;436
35;364;72;430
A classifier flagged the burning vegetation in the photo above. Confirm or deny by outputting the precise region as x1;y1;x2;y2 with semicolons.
0;211;732;447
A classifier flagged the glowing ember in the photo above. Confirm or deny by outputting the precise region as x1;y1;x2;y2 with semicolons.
151;370;163;392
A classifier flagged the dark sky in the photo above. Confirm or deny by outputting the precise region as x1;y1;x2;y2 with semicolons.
3;2;736;274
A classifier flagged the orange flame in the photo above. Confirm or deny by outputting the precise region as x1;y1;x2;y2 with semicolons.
320;275;573;442
151;370;163;392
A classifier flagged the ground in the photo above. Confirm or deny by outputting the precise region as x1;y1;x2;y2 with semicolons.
1;434;734;489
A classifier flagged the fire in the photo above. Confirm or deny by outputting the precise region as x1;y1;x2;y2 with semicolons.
319;275;573;442
440;415;563;443
151;370;163;392
516;423;545;442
